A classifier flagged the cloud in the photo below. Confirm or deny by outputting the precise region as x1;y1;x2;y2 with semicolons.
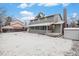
18;3;35;9
72;12;78;18
18;3;70;8
20;10;35;21
38;3;70;7
20;10;34;16
29;3;35;7
18;3;28;9
38;3;59;7
21;16;34;20
62;3;70;7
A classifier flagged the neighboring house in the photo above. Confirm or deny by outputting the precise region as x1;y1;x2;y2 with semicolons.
10;20;24;29
28;14;64;36
2;20;26;32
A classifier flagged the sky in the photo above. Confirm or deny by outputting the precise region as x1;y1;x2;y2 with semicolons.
0;3;79;23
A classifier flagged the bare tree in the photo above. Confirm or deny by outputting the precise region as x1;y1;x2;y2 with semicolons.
72;21;77;27
0;8;6;32
69;20;78;27
35;12;45;19
5;16;12;26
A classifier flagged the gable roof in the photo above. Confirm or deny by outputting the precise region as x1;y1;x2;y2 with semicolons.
29;14;63;26
10;20;24;26
31;14;62;21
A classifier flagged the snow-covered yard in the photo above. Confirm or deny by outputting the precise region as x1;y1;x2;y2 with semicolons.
0;32;72;56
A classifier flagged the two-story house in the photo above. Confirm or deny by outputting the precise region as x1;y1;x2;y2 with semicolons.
28;14;64;36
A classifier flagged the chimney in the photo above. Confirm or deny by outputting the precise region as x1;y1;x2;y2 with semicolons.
63;7;67;28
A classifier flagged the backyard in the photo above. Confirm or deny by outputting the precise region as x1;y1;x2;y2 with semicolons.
0;32;78;56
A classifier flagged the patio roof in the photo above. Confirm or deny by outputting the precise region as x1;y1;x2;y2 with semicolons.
28;21;64;27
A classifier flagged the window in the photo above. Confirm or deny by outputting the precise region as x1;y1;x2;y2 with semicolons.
40;26;42;30
31;27;34;29
44;26;46;30
39;26;46;30
31;26;47;30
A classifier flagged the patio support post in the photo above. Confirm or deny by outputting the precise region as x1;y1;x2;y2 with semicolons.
60;24;62;35
46;26;48;33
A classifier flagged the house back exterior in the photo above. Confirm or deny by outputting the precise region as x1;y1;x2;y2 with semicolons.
28;14;64;36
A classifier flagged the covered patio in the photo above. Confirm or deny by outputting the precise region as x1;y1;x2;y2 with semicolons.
28;21;64;36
